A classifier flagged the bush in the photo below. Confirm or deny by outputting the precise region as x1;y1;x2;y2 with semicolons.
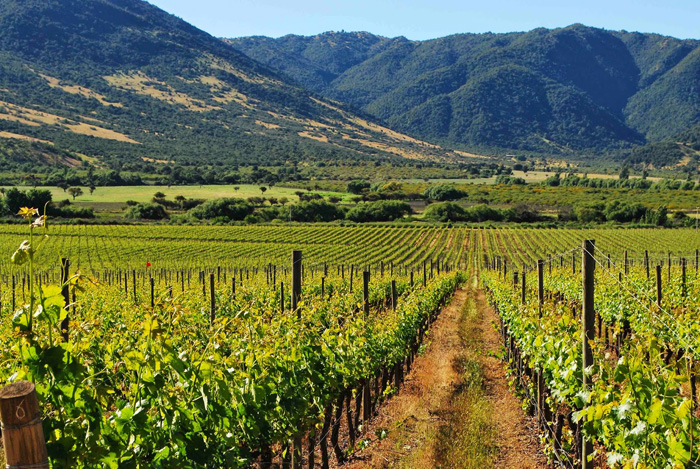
48;204;95;219
423;184;467;201
125;203;168;220
346;200;412;222
347;180;371;194
4;187;53;214
289;200;345;222
423;202;467;222
188;198;254;221
462;204;504;222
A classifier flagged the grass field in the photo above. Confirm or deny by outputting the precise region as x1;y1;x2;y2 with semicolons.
1;184;353;213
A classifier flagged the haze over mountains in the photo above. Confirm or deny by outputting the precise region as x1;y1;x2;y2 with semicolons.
231;27;700;162
0;0;458;170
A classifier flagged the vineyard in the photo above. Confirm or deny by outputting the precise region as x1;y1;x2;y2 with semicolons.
1;220;700;468
482;245;700;468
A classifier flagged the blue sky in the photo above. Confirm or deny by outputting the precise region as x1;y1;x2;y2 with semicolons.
148;0;698;40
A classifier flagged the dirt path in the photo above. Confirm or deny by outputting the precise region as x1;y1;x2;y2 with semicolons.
343;280;547;468
473;286;547;468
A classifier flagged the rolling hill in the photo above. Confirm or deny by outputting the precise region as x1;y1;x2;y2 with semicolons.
0;0;466;171
231;27;700;160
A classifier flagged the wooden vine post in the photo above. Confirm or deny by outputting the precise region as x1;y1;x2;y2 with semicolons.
656;265;662;307
209;273;215;324
362;270;371;423
280;281;284;313
391;280;397;311
150;277;155;309
362;271;370;317
536;258;545;427
60;257;70;341
645;250;650;280
582;239;596;469
537;259;544;317
291;250;302;319
0;381;49;469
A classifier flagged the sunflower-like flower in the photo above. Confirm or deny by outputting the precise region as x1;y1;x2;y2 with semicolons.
18;207;39;220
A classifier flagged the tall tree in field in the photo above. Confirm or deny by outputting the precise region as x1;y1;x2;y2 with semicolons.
68;187;84;200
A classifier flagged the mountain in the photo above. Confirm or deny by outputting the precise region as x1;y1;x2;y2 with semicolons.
230;27;700;159
0;0;463;171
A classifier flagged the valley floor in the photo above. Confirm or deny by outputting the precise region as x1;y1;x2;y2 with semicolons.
342;277;547;469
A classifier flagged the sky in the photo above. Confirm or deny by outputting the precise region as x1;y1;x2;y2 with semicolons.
147;0;699;40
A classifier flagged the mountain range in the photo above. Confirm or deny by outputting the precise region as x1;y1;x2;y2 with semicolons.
0;0;460;171
230;27;700;163
0;0;698;172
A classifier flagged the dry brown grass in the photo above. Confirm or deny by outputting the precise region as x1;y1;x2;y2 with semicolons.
0;101;138;143
202;54;283;86
455;149;491;159
297;130;329;142
39;73;123;107
0;131;52;144
198;75;253;108
103;72;214;112
255;120;281;130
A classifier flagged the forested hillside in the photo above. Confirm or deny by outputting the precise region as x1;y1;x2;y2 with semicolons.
231;26;700;160
0;0;462;170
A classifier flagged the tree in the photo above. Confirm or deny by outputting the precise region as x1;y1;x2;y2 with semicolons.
423;184;467;201
346;200;412;222
154;191;166;199
57;181;69;192
279;197;289;206
67;187;83;201
125;203;168;220
188;198;254;221
260;186;267;195
619;166;630;180
347;180;370;194
89;185;96;195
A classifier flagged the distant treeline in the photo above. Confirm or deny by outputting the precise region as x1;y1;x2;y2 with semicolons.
496;173;700;191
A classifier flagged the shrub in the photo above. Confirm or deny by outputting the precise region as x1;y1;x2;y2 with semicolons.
125;203;168;220
423;202;467;222
347;180;371;194
289;200;345;222
423;184;467;201
188;198;254;221
346;200;412;222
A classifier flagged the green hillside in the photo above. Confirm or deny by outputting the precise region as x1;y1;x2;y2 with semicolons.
231;26;700;159
0;0;463;171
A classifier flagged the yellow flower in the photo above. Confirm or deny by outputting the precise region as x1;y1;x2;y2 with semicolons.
17;207;39;220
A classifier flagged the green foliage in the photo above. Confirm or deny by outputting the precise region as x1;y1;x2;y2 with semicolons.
565;201;667;225
232;26;700;156
187;198;254;222
423;202;467;222
0;0;451;172
346;200;412;222
423;184;467;201
3;187;52;214
124;203;168;220
288;200;345;222
346;180;371;194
